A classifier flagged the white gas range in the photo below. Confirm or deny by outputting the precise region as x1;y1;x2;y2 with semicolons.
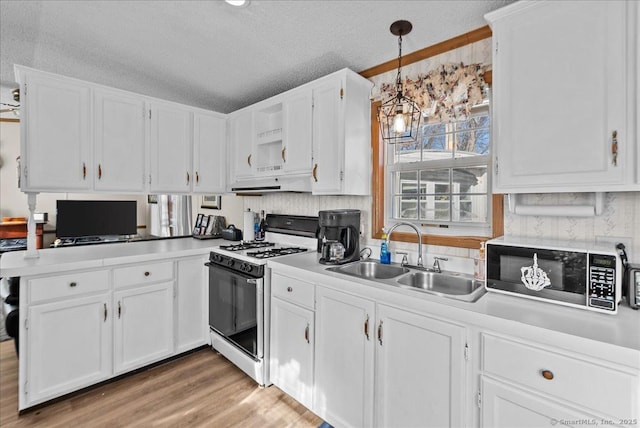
206;214;319;385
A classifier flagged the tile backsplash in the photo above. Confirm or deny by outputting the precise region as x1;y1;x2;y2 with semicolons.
504;192;640;263
245;191;640;264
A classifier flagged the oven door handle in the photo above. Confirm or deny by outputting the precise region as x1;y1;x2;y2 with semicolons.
246;278;257;285
205;261;263;281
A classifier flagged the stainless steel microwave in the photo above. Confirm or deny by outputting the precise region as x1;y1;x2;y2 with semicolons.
485;237;622;314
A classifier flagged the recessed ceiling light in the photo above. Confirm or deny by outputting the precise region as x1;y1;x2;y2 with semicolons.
225;0;250;7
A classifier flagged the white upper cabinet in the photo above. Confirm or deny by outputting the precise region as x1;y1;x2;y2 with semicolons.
15;66;226;195
486;1;638;193
226;68;371;194
281;91;313;175
193;111;227;194
311;69;373;195
19;70;92;191
229;109;254;181
94;88;146;192
149;101;193;193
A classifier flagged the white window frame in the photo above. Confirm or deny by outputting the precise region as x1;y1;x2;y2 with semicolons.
384;107;493;238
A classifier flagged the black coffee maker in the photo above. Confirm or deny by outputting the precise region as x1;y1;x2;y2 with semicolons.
317;209;360;265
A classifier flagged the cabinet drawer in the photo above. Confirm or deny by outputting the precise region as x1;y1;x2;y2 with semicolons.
113;261;174;289
272;272;314;309
482;334;639;418
29;270;109;303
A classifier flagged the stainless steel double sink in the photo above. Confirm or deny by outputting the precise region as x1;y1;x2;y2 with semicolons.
326;260;485;302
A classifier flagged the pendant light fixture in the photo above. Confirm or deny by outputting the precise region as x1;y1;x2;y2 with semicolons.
378;20;422;145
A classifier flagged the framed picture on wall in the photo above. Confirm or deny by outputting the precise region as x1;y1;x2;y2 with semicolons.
201;195;221;210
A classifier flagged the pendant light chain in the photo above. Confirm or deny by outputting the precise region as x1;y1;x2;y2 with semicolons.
395;34;403;96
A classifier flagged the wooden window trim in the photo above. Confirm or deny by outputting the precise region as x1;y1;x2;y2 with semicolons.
370;100;503;249
366;25;504;250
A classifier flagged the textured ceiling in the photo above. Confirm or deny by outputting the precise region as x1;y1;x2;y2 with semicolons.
0;0;513;114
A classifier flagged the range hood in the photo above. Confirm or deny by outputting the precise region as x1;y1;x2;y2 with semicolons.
230;175;312;194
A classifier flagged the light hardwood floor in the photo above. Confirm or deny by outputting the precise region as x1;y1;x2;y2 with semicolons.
0;340;322;427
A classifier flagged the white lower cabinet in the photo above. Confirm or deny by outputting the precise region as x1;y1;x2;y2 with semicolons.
27;292;112;404
270;297;314;408
375;304;467;428
176;256;209;353
480;333;639;424
480;377;596;428
20;257;208;410
314;286;375;428
113;281;174;374
312;285;468;428
269;271;315;409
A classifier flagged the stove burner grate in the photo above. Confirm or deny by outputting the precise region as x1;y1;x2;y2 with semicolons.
219;241;275;252
246;247;308;259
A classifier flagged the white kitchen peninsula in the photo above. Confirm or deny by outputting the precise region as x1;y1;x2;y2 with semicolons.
0;238;220;411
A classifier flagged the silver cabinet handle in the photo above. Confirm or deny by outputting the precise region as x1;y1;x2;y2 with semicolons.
304;323;310;343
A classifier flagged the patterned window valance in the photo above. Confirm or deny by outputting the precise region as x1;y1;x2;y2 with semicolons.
379;62;490;123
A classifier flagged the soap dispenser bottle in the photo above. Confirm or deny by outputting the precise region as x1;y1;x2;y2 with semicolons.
474;241;486;280
380;230;391;264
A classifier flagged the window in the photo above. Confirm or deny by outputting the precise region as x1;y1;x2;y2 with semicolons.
388;107;491;236
365;27;503;249
371;101;503;249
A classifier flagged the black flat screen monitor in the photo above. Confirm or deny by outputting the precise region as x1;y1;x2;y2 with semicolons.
56;200;137;238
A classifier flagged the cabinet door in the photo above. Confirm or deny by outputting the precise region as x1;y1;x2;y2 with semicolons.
229;110;254;181
113;281;174;374
491;1;628;193
282;91;312;174
176;257;208;353
375;304;466;428
27;294;111;404
314;286;375;428
311;79;344;194
270;297;314;409
94;88;146;192
193;112;226;193
149;102;192;193
21;72;91;191
481;377;598;428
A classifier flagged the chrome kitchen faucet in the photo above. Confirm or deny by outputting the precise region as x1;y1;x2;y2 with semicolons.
385;222;423;267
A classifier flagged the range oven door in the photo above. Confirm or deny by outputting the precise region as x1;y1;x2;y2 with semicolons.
207;262;261;360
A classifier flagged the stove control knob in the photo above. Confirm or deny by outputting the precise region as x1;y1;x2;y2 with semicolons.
242;263;252;272
226;259;235;267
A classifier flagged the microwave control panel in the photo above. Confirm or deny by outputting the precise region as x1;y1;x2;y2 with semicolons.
587;253;617;311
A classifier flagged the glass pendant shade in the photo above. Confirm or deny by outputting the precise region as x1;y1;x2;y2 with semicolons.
378;20;422;145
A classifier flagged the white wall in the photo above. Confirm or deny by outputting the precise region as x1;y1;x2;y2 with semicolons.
191;194;243;232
